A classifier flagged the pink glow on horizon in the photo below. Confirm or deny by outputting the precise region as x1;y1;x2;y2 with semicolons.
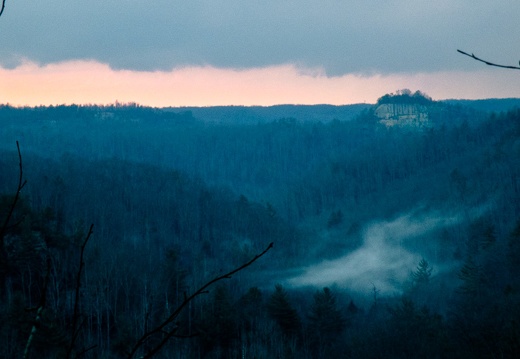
1;60;519;107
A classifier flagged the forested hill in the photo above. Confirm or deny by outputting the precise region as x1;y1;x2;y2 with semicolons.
166;103;371;124
1;95;520;358
442;97;520;113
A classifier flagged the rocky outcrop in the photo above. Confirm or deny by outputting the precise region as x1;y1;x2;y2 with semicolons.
375;103;429;128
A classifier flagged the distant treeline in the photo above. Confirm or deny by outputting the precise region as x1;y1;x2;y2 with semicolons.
376;89;434;106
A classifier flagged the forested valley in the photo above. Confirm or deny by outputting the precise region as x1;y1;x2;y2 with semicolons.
1;93;520;358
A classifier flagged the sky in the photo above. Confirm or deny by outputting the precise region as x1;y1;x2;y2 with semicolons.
0;1;519;107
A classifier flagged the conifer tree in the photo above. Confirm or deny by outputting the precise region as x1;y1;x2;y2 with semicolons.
266;284;301;337
411;258;433;287
308;287;345;336
458;256;481;297
198;285;237;356
308;287;345;357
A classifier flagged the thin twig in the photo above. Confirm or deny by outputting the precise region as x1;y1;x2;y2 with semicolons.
0;1;6;18
76;344;98;358
457;49;520;70
127;242;274;359
0;141;27;243
66;224;94;359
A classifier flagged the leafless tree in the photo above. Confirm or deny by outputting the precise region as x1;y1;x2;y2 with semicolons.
0;141;26;244
0;141;27;287
1;142;274;358
127;242;273;359
66;224;96;359
23;259;51;359
457;49;520;70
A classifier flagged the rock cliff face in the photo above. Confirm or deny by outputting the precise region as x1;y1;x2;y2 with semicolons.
375;103;429;127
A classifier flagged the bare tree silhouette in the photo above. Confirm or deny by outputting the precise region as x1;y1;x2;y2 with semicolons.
0;1;6;18
127;242;273;359
1;142;274;358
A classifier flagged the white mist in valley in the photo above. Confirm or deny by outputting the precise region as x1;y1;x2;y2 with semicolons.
288;212;459;295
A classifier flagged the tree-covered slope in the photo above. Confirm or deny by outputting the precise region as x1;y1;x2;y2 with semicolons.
1;97;520;357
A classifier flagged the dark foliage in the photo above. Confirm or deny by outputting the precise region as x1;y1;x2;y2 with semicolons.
377;89;434;106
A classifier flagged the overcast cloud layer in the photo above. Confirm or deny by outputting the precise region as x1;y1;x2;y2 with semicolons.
1;1;519;75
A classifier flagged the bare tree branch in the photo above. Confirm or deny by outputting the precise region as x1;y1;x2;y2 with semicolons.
127;242;274;359
66;224;94;359
0;1;5;18
457;49;520;70
1;141;27;244
23;258;51;359
76;344;98;358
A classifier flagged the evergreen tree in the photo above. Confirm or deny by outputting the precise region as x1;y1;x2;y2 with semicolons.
308;287;345;357
198;285;238;356
267;284;301;337
411;258;433;287
386;298;447;358
238;287;264;333
308;287;345;335
458;256;482;297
